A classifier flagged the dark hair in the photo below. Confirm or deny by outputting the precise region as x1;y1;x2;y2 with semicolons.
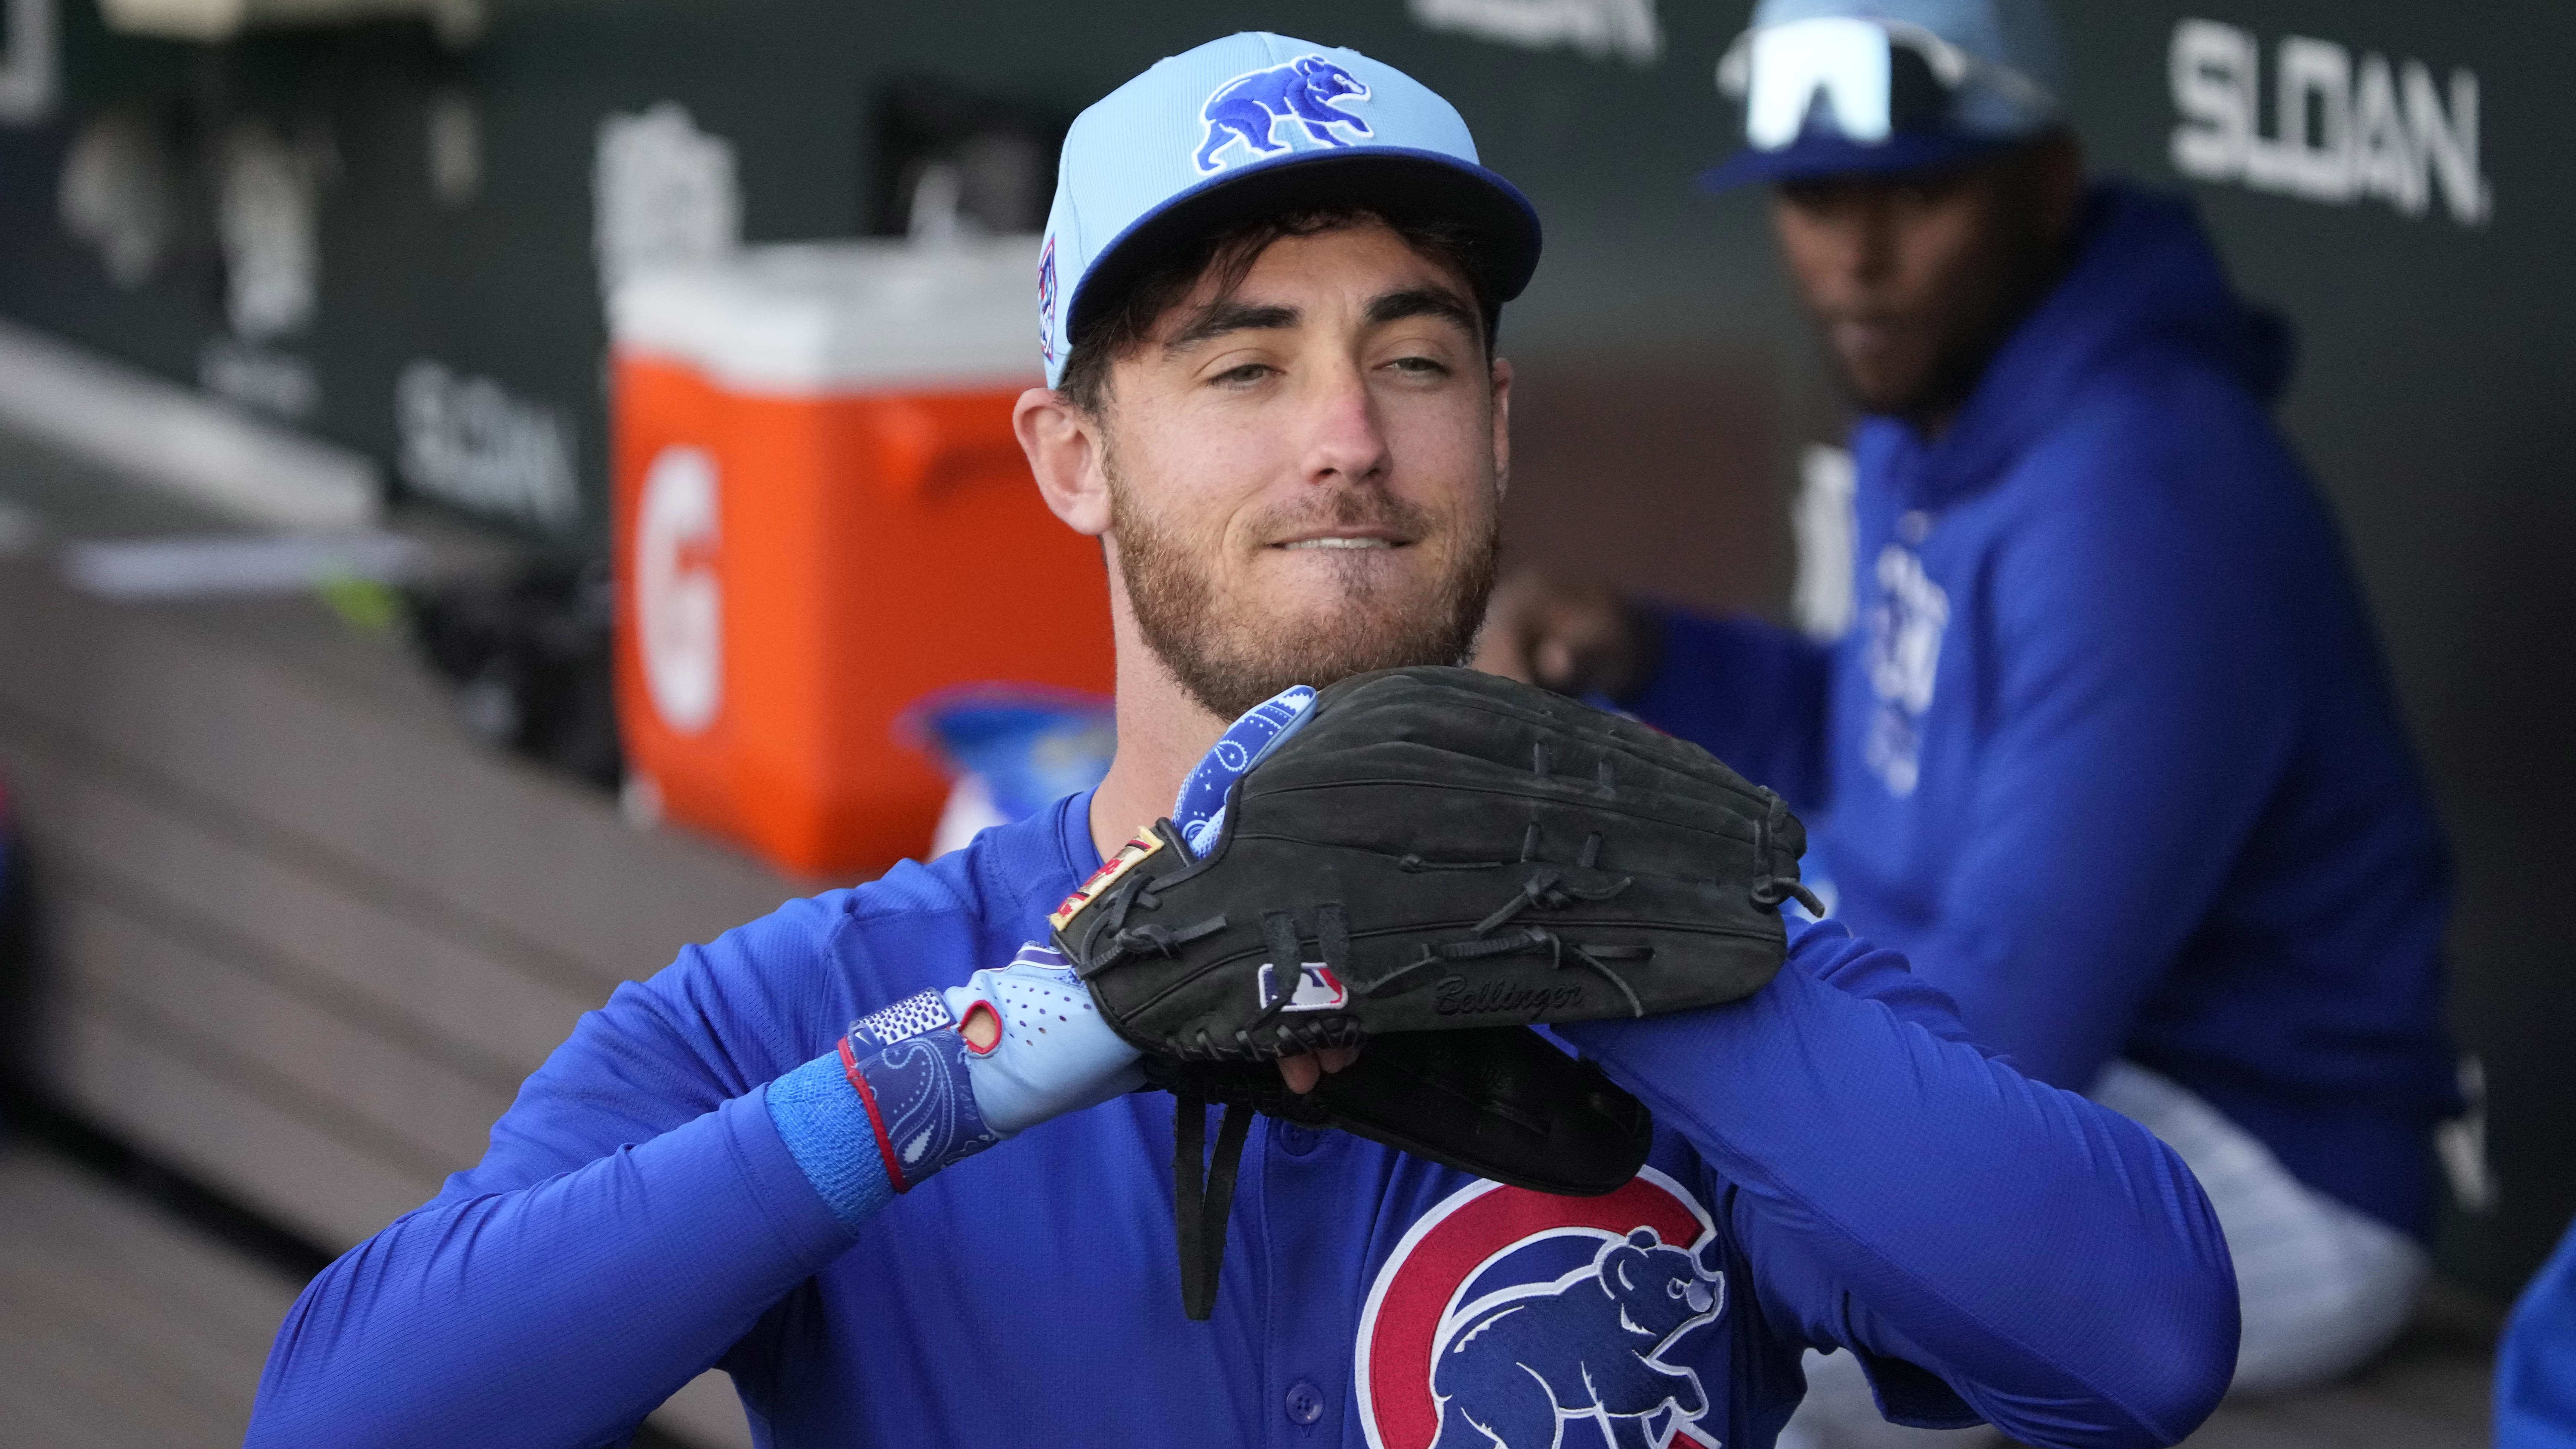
1057;206;1501;416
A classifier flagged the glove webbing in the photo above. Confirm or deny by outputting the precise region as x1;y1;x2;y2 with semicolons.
1173;1087;1253;1321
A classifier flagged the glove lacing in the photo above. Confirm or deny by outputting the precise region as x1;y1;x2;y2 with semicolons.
1354;863;1656;1016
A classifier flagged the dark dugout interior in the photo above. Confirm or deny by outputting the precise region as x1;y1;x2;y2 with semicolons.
0;0;2563;1301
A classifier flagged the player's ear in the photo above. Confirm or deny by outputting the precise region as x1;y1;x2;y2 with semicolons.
1487;355;1513;502
1017;385;1113;538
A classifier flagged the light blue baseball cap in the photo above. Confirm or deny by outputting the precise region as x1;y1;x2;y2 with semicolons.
1703;0;2067;190
1038;32;1541;387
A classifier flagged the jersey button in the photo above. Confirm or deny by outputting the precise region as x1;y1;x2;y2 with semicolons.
1277;1124;1321;1157
1283;1378;1326;1426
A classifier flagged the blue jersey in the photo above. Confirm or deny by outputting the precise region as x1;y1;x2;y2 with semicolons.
249;791;2235;1449
1629;183;2455;1239
2498;1219;2576;1448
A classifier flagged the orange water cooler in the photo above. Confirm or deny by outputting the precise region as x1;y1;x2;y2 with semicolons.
609;239;1113;878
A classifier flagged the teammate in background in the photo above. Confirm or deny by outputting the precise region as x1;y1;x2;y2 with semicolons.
249;33;2236;1449
1478;0;2456;1433
2498;1217;2576;1448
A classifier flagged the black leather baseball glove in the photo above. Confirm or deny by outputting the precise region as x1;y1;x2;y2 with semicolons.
1054;665;1817;1053
1150;1026;1655;1318
1051;665;1818;1317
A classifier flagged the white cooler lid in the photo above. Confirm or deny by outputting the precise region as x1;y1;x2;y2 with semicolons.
610;237;1043;396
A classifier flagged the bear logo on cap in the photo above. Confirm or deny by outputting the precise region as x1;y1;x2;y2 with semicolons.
1196;56;1373;172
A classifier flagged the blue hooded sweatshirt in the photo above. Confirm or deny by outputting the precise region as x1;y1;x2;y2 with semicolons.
2497;1218;2576;1446
1629;183;2456;1238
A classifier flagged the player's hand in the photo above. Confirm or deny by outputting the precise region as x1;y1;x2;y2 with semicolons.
811;687;1371;1197
831;944;1146;1191
1276;1047;1358;1095
941;945;1145;1137
1472;571;1649;699
1166;685;1359;1097
928;947;1349;1123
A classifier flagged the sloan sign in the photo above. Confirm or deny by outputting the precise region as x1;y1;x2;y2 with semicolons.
2168;19;2490;228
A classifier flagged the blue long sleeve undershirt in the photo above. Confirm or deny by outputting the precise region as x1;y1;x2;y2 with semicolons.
253;1088;857;1449
248;921;2234;1449
1562;923;2237;1445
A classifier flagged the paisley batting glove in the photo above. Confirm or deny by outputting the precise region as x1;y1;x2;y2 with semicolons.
768;688;1321;1231
826;943;1145;1196
1168;685;1316;856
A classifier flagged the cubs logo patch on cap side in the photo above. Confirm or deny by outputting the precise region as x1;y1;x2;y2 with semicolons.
1037;234;1060;365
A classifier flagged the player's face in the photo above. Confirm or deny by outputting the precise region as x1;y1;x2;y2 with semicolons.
1098;223;1511;721
1770;138;2079;428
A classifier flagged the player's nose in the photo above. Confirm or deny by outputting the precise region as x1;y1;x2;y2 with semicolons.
1295;357;1391;488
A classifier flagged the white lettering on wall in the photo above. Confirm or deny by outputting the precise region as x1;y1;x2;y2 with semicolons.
218;122;323;340
0;0;55;124
2170;19;2489;227
200;336;319;420
395;360;580;530
427;90;482;208
593;102;739;298
1408;0;1662;67
58;110;175;285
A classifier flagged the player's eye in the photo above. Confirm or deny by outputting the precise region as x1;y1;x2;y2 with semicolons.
1212;362;1273;387
1386;355;1449;378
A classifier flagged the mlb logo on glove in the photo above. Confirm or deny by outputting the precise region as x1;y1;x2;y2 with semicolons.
1258;961;1350;1013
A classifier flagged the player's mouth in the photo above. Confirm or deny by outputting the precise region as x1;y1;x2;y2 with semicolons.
1271;529;1409;551
1826;313;1903;352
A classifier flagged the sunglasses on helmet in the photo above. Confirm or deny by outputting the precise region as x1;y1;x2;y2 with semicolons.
1716;16;2056;151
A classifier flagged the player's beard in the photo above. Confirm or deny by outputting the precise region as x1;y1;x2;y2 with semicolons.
1108;460;1501;724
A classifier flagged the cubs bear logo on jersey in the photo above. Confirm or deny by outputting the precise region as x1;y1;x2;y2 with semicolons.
1357;1168;1727;1449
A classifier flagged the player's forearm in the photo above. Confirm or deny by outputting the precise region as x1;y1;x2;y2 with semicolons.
1558;960;2238;1448
1621;607;1832;811
246;1089;851;1449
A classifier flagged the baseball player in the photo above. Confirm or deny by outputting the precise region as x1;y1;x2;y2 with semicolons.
2498;1215;2576;1447
1477;0;2458;1429
249;34;2235;1449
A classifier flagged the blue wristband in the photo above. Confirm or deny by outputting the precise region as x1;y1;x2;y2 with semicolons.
769;987;1005;1229
767;1052;897;1235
